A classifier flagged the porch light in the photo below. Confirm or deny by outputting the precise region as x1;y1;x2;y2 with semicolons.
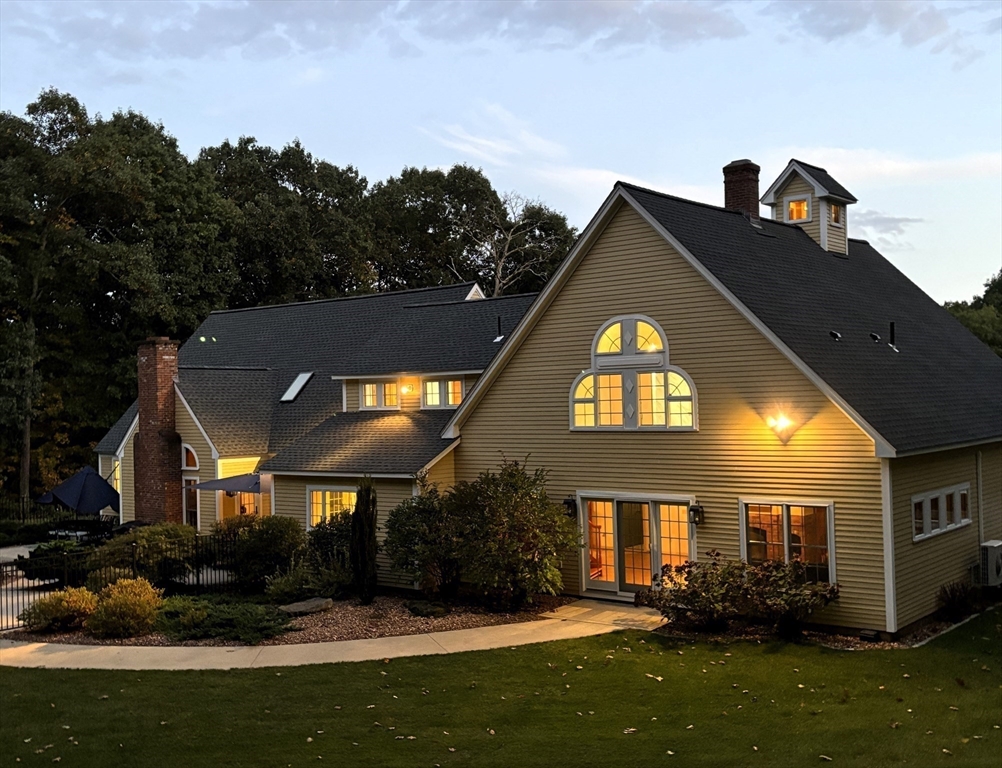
766;413;793;433
401;384;413;395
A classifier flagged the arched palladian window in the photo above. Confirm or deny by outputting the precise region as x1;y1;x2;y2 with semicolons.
571;316;697;431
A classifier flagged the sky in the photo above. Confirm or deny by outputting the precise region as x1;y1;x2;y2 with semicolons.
1;0;1000;303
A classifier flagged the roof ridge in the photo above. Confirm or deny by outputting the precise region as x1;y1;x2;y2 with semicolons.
791;158;828;173
208;283;478;315
617;181;746;217
404;292;538;308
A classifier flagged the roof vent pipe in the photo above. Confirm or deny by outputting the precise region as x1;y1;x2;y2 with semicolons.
722;159;761;220
888;321;898;352
493;315;504;343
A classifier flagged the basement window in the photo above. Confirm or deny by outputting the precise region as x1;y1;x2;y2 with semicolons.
280;372;313;402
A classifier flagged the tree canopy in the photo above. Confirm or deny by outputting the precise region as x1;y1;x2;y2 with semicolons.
944;271;1002;357
0;90;577;499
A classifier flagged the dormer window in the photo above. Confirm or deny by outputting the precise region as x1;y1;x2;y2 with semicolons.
571;315;697;431
423;378;464;408
830;203;844;227
361;381;399;409
786;198;810;223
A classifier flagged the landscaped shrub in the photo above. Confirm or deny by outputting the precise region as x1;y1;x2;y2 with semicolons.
231;515;306;592
18;587;98;632
351;477;378;605
636;551;840;636
742;559;840;638
84;566;132;593
264;559;315;604
938;580;976;622
0;520;58;547
87;578;163;638
449;459;579;611
307;514;352;571
88;523;195;588
636;550;748;632
15;540;92;586
384;482;462;598
156;595;290;644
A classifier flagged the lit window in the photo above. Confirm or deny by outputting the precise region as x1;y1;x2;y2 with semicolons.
361;381;399;409
787;199;809;221
423;378;463;408
744;502;831;583
638;372;666;426
182;445;198;469
597;374;623;426
831;204;844;226
111;459;121;492
183;478;198;528
912;484;971;541
596;323;622;354
570;315;696;432
636;321;663;353
309;488;357;528
659;503;690;569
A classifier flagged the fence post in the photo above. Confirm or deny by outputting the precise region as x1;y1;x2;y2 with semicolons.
195;535;201;589
131;542;138;579
62;551;68;588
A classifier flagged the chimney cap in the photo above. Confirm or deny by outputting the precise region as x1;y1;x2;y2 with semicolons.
723;159;761;172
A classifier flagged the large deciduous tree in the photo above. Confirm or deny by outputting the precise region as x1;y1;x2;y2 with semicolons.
945;271;1002;357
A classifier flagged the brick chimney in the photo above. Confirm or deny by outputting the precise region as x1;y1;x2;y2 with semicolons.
723;159;761;219
135;337;182;525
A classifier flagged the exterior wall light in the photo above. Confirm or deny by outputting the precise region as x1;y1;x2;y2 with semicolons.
688;505;704;526
766;414;793;433
562;497;578;518
400;384;413;395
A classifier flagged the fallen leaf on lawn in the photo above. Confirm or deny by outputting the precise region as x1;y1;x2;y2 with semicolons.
667;750;675;755
488;729;495;735
448;748;456;752
686;725;694;730
942;749;952;755
367;705;375;709
753;746;758;751
623;728;637;734
889;721;900;729
820;756;832;762
307;738;313;743
903;674;910;679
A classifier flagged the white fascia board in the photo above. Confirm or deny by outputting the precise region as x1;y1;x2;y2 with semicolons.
265;470;415;479
760;161;827;206
331;370;484;380
114;414;140;459
174;383;220;459
881;458;898;634
418;438;460;475
443;189;628;440
618;187;897;458
893;436;1001;458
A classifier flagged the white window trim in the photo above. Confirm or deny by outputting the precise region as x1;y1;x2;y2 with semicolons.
305;484;358;530
181;443;199;471
783;194;812;224
359;380;401;411
738;498;837;583
421;377;465;409
576;490;697;597
910;483;972;542
182;475;201;531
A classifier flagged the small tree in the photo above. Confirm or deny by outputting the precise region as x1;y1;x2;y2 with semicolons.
350;476;378;605
383;480;462;599
450;458;578;611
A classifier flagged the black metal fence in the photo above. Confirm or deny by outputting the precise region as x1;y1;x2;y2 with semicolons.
0;534;240;631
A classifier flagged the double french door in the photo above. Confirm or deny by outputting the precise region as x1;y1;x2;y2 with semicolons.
584;497;692;593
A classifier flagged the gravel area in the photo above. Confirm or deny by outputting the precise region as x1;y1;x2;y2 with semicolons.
5;594;574;647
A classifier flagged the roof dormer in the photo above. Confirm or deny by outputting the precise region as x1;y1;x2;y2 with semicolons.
761;159;856;255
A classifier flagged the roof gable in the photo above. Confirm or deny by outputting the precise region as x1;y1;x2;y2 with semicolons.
761;159;858;206
449;183;1001;455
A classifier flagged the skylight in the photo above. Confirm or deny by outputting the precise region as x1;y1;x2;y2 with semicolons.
280;372;313;402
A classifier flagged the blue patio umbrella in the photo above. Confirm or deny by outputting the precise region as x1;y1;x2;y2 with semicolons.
193;473;261;494
37;465;120;515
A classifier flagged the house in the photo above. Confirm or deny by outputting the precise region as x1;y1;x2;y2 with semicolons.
96;158;1002;634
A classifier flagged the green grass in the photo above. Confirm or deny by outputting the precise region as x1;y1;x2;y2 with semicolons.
1;611;1000;767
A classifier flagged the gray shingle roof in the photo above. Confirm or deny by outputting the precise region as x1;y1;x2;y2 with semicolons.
178;283;535;375
621;182;1001;454
792;159;858;203
259;410;455;475
94;401;137;455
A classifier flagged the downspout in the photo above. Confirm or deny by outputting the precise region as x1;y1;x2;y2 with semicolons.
977;450;984;546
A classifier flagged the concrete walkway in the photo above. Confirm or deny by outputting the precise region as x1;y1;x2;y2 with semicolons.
0;599;663;671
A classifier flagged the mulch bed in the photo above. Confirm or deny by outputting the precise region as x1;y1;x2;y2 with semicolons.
6;594;575;648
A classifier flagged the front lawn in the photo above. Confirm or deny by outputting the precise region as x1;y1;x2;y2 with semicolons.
1;611;999;767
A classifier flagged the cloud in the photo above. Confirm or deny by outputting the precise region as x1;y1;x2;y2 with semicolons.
763;0;995;68
763;147;1002;186
852;209;924;251
2;0;745;64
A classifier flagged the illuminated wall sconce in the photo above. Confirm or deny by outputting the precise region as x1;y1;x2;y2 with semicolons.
400;384;413;395
765;412;798;442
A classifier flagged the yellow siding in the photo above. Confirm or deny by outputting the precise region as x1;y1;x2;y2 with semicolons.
453;202;885;630
217;456;262;477
176;395;218;533
97;455;119;517
892;444;1001;628
272;475;418;589
424;447;456;491
775;174;822;246
121;432;136;523
982;444;1002;541
345;380;360;411
827;205;847;255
